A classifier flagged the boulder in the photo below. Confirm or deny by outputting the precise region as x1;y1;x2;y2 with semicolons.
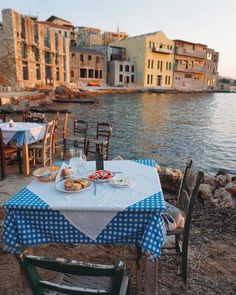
159;168;182;193
211;188;234;208
225;182;236;196
214;174;230;187
198;183;214;200
203;175;218;188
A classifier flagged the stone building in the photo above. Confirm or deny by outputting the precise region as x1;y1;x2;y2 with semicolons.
173;40;207;91
75;27;103;47
102;31;128;45
111;31;174;88
108;60;136;86
0;9;70;88
204;48;219;89
70;47;106;86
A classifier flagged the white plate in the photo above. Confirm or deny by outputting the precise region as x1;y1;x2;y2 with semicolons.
110;178;134;188
56;179;93;193
88;170;114;183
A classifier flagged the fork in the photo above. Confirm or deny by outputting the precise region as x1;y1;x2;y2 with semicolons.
93;181;97;195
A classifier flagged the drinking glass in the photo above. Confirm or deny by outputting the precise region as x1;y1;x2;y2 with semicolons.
69;148;87;176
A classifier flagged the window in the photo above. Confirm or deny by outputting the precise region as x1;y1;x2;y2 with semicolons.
72;53;75;58
148;59;150;69
45;52;51;64
45;65;52;83
151;60;154;69
168;76;171;85
184;74;192;78
44;29;50;48
165;76;168;84
64;31;67;37
21;42;27;58
166;62;169;70
89;69;94;78
96;56;100;63
119;74;123;82
71;70;74;78
55;53;59;65
100;70;102;78
22;61;29;80
56;68;60;81
95;70;99;78
131;65;134;72
119;64;123;72
125;76;130;83
160;61;163;72
80;54;84;62
80;68;87;78
21;16;26;40
36;64;40;80
149;41;152;48
131;75;135;83
88;55;92;61
150;74;153;84
125;65;129;72
169;62;171;70
34;48;40;61
157;60;160;70
157;75;162;86
147;74;150;84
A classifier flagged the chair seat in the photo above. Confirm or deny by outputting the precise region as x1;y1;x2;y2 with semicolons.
65;136;86;142
88;139;108;145
29;144;43;150
3;146;18;155
166;228;183;236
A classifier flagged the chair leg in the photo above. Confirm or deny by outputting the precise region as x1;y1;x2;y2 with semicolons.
17;149;23;174
181;236;189;285
1;154;6;180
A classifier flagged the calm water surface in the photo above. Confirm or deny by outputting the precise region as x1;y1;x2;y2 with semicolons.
55;92;236;175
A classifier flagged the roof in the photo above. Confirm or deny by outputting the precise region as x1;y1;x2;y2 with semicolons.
37;21;72;31
127;31;161;39
70;47;106;56
46;15;73;26
78;26;101;32
174;39;207;47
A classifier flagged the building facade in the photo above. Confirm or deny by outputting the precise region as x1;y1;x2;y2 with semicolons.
76;27;103;47
111;31;174;88
173;40;207;91
103;31;128;45
70;47;106;86
204;48;219;89
0;9;70;88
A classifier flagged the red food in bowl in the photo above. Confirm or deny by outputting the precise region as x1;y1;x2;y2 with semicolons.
89;170;113;180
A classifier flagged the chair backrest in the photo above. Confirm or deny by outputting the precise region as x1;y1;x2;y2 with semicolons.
96;122;113;141
55;112;69;140
16;249;127;295
177;159;204;236
74;119;88;138
42;121;55;166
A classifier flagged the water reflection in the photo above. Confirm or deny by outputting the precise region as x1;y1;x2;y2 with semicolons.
55;92;236;175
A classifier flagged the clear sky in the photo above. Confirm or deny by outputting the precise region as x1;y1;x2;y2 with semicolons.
1;0;236;78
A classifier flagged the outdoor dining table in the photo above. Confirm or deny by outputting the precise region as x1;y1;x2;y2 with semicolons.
2;159;166;294
0;122;46;175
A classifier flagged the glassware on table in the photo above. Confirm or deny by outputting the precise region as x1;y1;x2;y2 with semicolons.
69;148;87;176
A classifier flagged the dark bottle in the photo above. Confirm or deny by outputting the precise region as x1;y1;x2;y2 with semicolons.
96;152;104;170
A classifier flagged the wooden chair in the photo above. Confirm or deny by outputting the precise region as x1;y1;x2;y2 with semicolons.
163;160;204;284
23;112;47;123
53;112;69;153
86;122;113;160
64;119;88;154
16;249;131;295
29;121;56;167
0;128;22;180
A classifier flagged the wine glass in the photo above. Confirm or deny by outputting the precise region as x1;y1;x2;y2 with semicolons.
69;148;87;177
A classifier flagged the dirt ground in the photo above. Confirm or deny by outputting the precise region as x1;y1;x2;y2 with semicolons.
0;197;235;294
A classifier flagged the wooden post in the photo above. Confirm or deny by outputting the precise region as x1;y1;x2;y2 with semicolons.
144;258;158;295
22;144;30;176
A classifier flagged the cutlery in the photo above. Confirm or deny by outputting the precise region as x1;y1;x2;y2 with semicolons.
93;181;97;195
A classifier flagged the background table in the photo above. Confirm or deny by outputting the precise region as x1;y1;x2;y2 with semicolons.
0;122;45;175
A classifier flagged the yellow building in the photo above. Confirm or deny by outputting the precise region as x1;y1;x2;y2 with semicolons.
111;31;174;88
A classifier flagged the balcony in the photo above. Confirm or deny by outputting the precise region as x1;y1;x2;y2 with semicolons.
175;47;207;59
175;64;205;73
152;46;172;54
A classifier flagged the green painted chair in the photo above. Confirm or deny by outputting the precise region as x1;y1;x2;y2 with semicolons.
16;249;131;295
163;159;204;285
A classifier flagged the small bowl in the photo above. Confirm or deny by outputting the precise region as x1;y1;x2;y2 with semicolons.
33;166;59;182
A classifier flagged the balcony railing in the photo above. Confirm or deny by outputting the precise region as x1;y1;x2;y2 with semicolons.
152;46;172;54
175;47;207;58
175;64;205;73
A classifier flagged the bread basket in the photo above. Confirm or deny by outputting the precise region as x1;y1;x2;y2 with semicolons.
33;166;60;182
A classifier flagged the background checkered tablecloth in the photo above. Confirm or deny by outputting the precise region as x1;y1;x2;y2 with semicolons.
3;159;166;259
0;123;45;147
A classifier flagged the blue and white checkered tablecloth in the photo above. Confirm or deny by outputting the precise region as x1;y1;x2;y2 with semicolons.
3;159;166;259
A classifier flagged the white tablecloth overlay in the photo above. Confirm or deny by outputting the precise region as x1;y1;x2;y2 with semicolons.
27;160;161;240
0;122;45;144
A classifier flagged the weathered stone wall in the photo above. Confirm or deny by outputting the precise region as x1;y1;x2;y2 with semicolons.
0;9;70;89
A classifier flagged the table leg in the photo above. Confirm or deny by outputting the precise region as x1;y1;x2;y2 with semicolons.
20;265;33;295
22;144;30;176
144;258;158;295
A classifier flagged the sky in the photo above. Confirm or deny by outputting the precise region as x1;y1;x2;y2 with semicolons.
1;0;236;78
